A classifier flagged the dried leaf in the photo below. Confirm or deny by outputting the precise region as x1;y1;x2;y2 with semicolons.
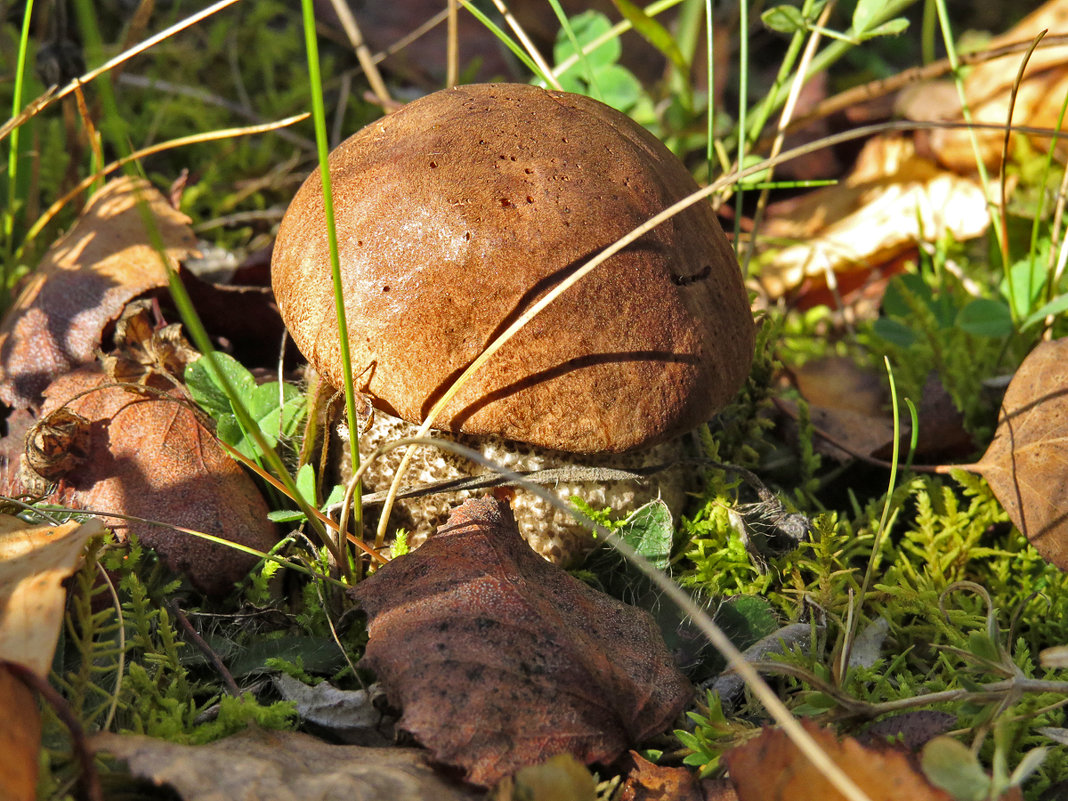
0;515;102;801
92;728;481;801
924;0;1068;171
25;366;277;595
757;136;988;298
971;338;1068;569
353;497;693;786
0;514;104;676
618;751;708;801
0;664;41;801
0;176;197;408
273;674;390;746
724;722;954;801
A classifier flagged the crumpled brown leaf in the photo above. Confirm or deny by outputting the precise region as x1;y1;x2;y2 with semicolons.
618;751;718;801
22;365;277;595
968;338;1068;570
0;176;196;409
724;722;954;801
757;136;989;298
92;728;481;801
353;496;693;786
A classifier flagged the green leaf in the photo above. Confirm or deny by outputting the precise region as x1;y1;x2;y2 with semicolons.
921;737;991;801
617;500;675;570
1020;292;1068;330
592;63;643;112
553;11;618;71
714;595;779;650
955;298;1014;338
1001;256;1049;320
762;5;807;35
611;0;688;74
858;18;909;38
295;463;317;508
852;0;882;32
185;353;256;420
872;317;916;347
1009;746;1048;787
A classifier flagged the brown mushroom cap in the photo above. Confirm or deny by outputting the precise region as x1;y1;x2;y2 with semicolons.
272;83;754;453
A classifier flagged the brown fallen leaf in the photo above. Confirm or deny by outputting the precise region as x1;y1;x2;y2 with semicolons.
724;722;954;801
22;365;277;596
353;496;693;787
957;338;1068;570
782;361;972;463
756;136;989;299
0;176;197;409
0;664;41;801
0;514;103;801
92;727;482;801
922;0;1068;171
618;751;710;801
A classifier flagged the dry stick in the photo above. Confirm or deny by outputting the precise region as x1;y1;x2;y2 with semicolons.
776;32;1068;144
483;0;562;90
168;600;241;697
361;437;877;801
446;0;459;89
326;0;392;107
0;0;242;145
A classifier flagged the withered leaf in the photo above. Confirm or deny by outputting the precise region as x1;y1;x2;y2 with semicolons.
923;0;1068;171
724;722;954;801
618;751;710;801
0;664;41;801
969;338;1068;570
92;728;481;801
27;365;277;596
756;136;988;298
353;497;693;787
0;176;196;408
0;514;104;676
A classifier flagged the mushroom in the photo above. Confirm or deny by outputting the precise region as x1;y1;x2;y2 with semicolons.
272;83;754;562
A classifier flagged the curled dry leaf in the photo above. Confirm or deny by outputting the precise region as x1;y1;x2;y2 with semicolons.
724;722;954;801
921;0;1068;171
92;728;481;801
0;514;104;676
756;136;988;298
0;176;197;409
966;338;1068;570
353;496;693;787
618;751;715;801
23;365;277;596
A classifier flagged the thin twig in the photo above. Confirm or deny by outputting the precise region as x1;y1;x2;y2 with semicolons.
325;0;392;106
168;601;241;697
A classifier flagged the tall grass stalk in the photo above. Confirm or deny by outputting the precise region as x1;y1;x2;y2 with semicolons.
300;0;361;574
3;0;36;291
